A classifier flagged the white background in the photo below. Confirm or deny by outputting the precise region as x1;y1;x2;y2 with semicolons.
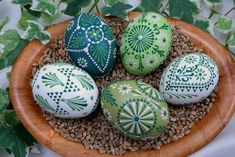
0;0;234;157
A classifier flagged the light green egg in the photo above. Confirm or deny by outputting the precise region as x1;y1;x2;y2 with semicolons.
101;80;169;140
120;12;173;75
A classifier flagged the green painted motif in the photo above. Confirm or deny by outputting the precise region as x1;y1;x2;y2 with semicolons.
35;94;54;112
121;12;173;75
101;80;169;140
32;63;99;118
160;53;219;105
73;74;94;90
61;96;87;111
42;72;64;88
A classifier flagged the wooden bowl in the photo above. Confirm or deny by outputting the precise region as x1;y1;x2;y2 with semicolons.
10;12;235;157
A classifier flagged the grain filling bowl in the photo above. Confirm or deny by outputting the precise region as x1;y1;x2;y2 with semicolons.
10;12;235;157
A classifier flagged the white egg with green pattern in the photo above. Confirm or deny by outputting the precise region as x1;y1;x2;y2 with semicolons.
32;63;99;118
160;53;219;105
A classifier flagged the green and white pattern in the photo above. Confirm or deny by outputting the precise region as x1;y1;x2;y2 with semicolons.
101;80;169;140
160;53;219;105
65;13;116;77
32;63;99;118
120;12;172;75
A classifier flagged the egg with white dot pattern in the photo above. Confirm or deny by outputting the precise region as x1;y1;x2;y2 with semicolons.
65;13;116;77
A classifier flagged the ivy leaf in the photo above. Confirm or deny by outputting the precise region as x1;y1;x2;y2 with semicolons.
0;30;21;54
204;0;224;6
103;0;127;7
169;0;200;23
17;7;39;30
102;2;132;20
0;89;10;113
0;111;20;127
228;32;235;48
0;17;10;31
0;124;29;157
11;0;32;4
134;0;163;13
64;0;91;16
194;18;214;35
21;20;51;44
30;0;57;16
215;16;233;34
0;39;28;70
39;12;61;27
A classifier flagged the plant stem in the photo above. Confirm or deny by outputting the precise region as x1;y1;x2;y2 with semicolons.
224;7;235;16
208;5;215;19
96;3;100;13
88;0;100;13
225;31;232;47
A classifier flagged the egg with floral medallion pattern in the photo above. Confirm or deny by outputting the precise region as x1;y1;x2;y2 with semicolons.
120;12;173;75
101;80;169;140
65;13;116;77
160;53;219;105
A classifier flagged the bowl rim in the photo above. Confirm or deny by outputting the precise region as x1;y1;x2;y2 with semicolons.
10;12;235;157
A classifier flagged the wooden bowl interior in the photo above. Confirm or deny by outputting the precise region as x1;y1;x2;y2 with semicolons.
10;12;235;157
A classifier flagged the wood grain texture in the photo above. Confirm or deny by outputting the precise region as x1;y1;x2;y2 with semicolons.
10;12;235;157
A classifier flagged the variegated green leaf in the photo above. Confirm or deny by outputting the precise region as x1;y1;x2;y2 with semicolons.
104;0;127;7
134;0;163;13
64;0;91;16
11;0;32;4
194;18;214;35
228;32;235;48
101;1;132;20
169;0;200;23
0;17;10;31
215;16;233;34
30;0;57;16
204;0;223;6
0;89;10;113
17;7;39;30
39;12;61;27
0;30;20;54
21;20;51;44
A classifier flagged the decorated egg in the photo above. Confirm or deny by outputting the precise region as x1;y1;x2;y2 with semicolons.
65;13;116;77
101;80;169;140
160;53;219;105
120;12;173;75
32;63;99;118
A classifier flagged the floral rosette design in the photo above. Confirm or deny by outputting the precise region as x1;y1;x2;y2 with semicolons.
101;80;169;140
65;13;116;76
120;12;173;75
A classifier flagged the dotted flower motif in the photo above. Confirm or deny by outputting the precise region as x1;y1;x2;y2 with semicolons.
110;83;118;89
184;56;197;64
103;108;112;121
195;68;207;81
144;55;158;68
160;107;169;121
77;58;88;68
125;58;138;70
87;27;103;42
118;84;132;95
157;33;170;49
